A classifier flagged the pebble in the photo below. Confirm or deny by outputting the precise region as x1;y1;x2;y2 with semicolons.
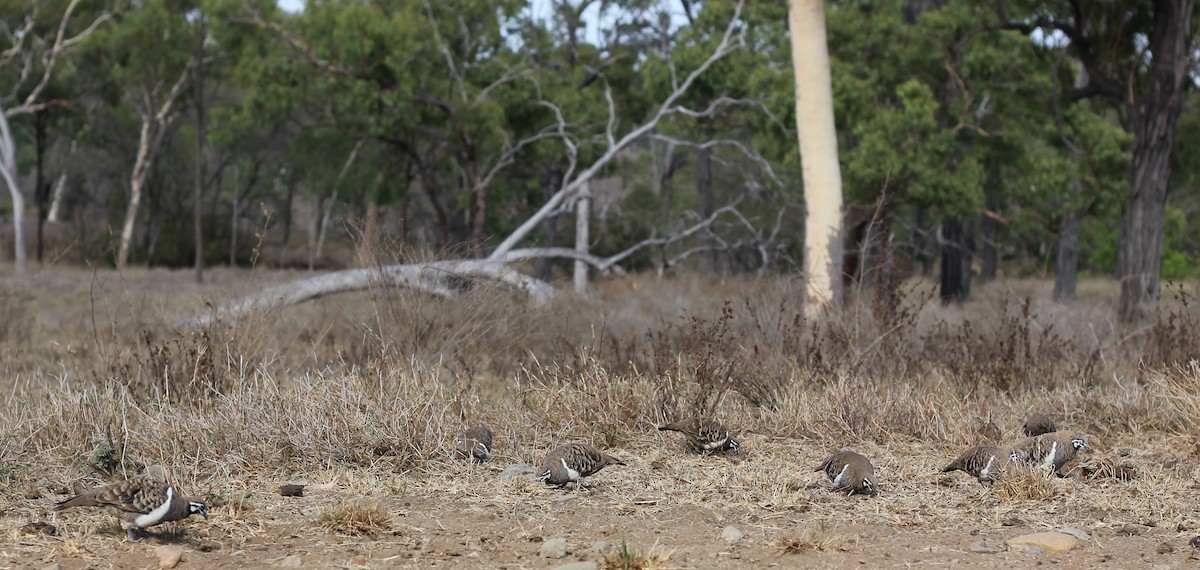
591;539;612;555
155;545;184;569
1009;532;1079;554
721;526;744;543
540;537;569;559
498;464;537;481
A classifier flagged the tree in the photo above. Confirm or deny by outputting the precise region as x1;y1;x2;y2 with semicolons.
788;0;844;311
995;1;1198;321
0;0;110;275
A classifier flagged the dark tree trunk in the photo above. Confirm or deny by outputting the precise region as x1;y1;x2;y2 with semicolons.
939;217;972;304
697;142;715;275
1115;0;1194;322
1054;209;1079;302
33;111;48;264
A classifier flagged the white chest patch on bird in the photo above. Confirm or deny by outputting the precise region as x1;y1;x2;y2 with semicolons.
980;455;997;478
560;458;580;481
702;436;729;451
134;487;174;528
833;464;850;486
1039;441;1058;469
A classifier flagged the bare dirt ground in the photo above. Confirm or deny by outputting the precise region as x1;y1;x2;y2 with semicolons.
4;434;1200;569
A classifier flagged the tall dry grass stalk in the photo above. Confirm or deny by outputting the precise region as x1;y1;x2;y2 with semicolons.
0;266;1197;496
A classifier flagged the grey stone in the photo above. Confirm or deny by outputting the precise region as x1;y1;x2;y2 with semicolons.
1058;527;1091;541
279;555;303;568
550;563;598;570
591;539;612;555
540;537;569;559
721;526;744;543
498;464;537;481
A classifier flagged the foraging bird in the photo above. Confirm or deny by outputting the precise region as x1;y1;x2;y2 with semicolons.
537;443;625;489
1023;413;1057;437
815;451;878;497
456;425;494;463
1011;433;1090;472
942;445;1016;484
657;418;740;455
54;478;208;541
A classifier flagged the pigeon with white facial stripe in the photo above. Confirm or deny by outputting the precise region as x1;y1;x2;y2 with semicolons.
1011;433;1090;473
815;450;878;497
53;478;208;541
536;443;625;489
456;425;494;463
942;444;1017;485
657;418;741;455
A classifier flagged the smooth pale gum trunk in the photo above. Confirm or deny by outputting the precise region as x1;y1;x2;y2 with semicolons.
788;0;843;312
574;182;590;295
0;108;28;275
116;117;154;270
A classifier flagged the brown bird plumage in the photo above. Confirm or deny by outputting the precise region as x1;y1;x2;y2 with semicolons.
815;451;878;497
658;418;740;454
54;478;208;541
536;443;625;489
1023;413;1057;437
942;445;1015;484
1011;433;1090;472
456;425;494;463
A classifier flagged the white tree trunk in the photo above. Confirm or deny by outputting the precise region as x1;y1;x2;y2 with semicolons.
116;117;155;270
47;171;68;222
0;107;28;275
574;182;591;294
789;0;844;313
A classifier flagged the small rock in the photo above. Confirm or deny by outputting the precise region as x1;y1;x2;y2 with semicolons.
280;555;303;568
351;555;367;566
279;484;305;497
499;464;537;481
721;526;744;543
155;545;185;569
540;537;569;559
1008;532;1079;554
968;541;1004;554
591;539;612;555
41;565;62;570
1058;527;1091;541
1191;535;1200;549
550;563;598;570
1157;542;1175;555
1001;516;1024;527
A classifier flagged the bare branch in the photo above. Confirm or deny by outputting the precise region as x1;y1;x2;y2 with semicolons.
5;0;112;117
235;6;355;77
422;0;469;102
646;133;785;189
488;0;746;260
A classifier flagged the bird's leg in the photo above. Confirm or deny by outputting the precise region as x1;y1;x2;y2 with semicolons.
126;528;142;542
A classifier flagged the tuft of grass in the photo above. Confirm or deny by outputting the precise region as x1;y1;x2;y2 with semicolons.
777;522;846;553
601;537;672;570
990;463;1058;501
319;501;392;537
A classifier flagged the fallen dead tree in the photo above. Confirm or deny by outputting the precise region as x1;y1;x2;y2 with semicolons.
190;2;774;328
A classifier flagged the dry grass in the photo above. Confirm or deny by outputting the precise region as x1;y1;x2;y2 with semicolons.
601;537;673;570
990;463;1059;502
319;501;392;537
1;266;1200;564
777;522;847;553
